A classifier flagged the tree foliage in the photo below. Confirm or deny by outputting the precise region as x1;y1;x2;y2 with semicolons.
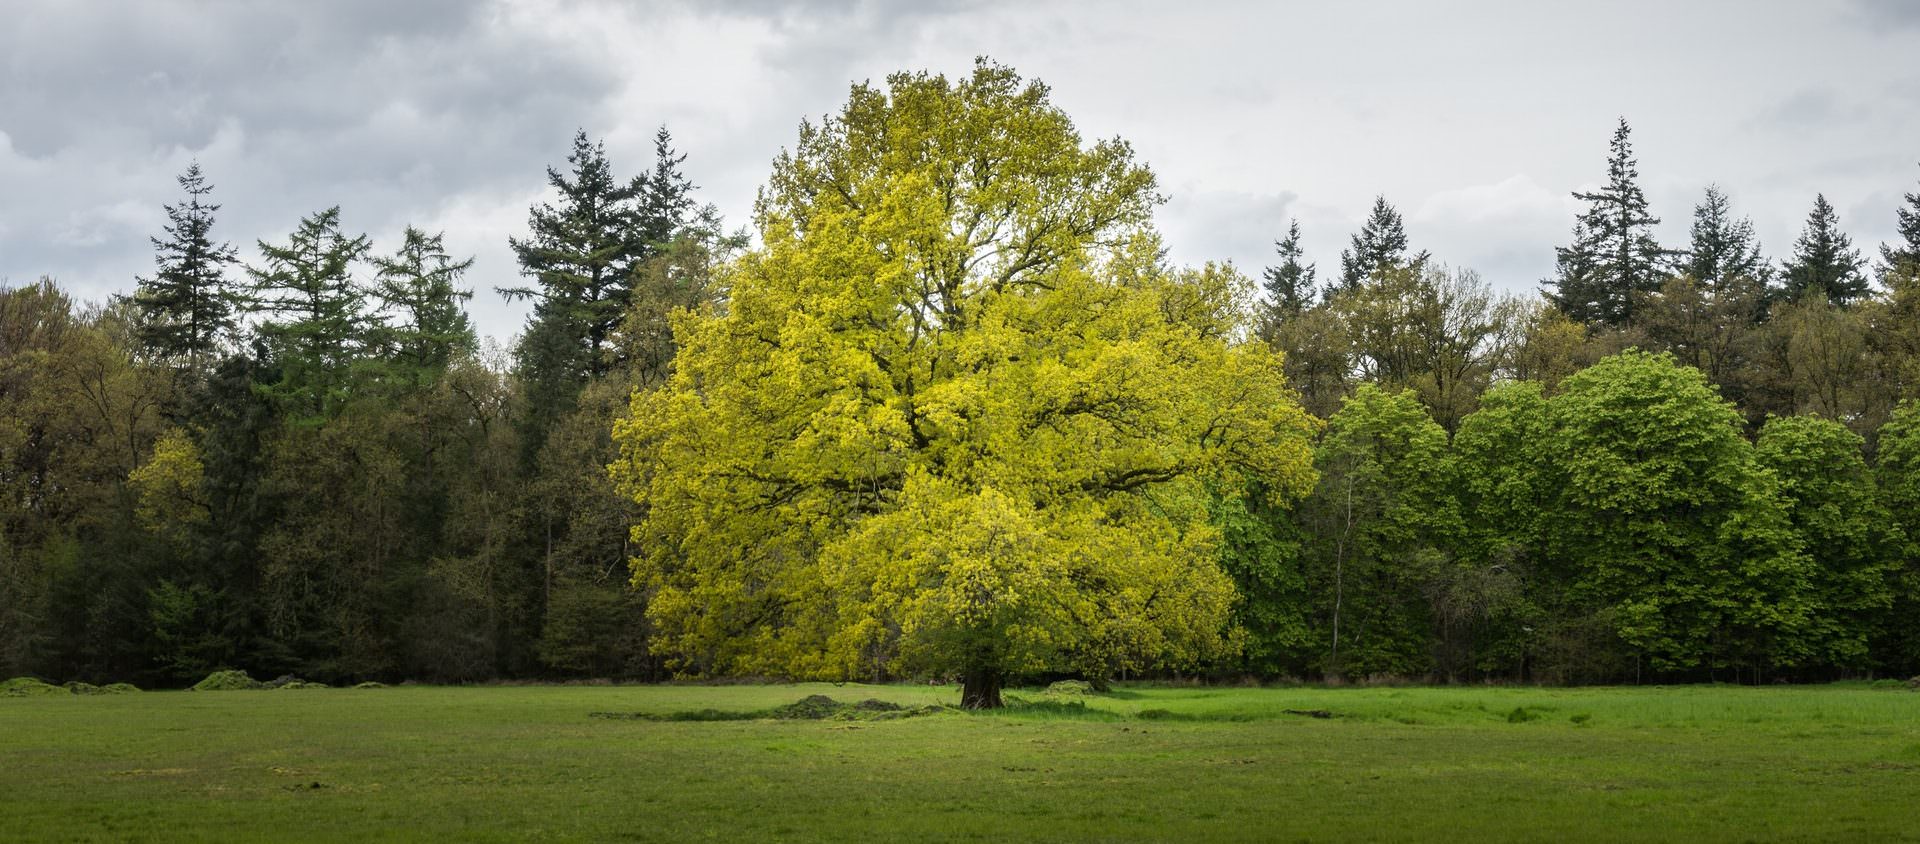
611;62;1317;706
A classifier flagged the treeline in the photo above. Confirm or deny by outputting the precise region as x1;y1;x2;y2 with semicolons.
3;102;1920;686
1247;120;1920;682
1;130;731;685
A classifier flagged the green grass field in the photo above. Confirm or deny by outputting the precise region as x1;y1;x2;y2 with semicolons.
4;682;1918;842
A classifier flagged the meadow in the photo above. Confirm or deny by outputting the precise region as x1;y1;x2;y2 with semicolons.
3;682;1918;842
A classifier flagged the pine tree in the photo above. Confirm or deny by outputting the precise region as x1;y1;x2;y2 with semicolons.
370;227;476;374
1683;185;1765;290
501;130;649;381
1779;193;1868;306
131;162;240;370
245;207;373;416
1257;219;1316;339
1547;119;1668;327
1881;166;1920;278
1335;196;1423;293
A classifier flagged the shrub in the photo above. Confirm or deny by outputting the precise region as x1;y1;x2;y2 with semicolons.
190;670;266;691
1;677;65;697
1044;680;1095;697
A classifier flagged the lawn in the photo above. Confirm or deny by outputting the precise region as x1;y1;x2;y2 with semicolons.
3;682;1918;842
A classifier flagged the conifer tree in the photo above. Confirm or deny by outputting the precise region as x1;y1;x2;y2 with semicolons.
370;227;476;374
503;130;651;382
1336;196;1423;292
131;162;240;370
1683;185;1765;290
1880;166;1920;278
1779;193;1868;306
1257;219;1316;339
1547;119;1668;327
245;207;373;416
636;126;697;252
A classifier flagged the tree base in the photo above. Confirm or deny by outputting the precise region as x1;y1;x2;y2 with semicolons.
960;672;1004;709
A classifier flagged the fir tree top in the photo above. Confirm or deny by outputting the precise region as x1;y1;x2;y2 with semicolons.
1881;165;1920;278
1546;118;1669;326
1780;193;1868;305
1684;184;1765;290
131;161;241;369
1336;195;1423;292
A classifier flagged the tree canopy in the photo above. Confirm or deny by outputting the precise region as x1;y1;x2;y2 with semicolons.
610;61;1318;707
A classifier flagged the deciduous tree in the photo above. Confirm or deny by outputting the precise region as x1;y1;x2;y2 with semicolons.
612;62;1318;707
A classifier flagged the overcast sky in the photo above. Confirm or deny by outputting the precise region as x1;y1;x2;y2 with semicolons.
4;0;1918;343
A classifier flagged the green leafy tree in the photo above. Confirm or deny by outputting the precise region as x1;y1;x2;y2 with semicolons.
616;213;741;389
1543;350;1813;677
1873;400;1920;673
1212;479;1313;677
1297;385;1457;678
245;207;374;417
612;62;1318;707
130;163;241;371
1548;119;1669;327
1449;381;1554;679
1779;194;1868;306
1753;415;1897;670
1332;264;1512;430
0;280;169;682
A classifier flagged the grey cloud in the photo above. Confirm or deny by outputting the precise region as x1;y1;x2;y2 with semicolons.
4;0;1918;341
1850;0;1920;29
1748;88;1872;132
1158;189;1300;276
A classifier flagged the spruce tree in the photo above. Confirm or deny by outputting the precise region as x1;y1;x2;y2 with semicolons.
1779;193;1868;306
1257;219;1317;339
505;128;701;467
131;162;240;370
501;130;649;381
370;226;476;374
1547;119;1668;327
245;207;374;416
1881;166;1920;278
1335;196;1423;293
1683;185;1765;290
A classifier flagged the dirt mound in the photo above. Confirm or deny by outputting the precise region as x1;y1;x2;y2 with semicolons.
771;694;849;719
191;670;266;691
102;683;141;694
351;681;387;690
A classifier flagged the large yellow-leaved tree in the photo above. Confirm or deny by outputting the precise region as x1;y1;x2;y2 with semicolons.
611;61;1317;707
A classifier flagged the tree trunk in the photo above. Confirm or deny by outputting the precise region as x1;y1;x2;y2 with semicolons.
961;671;1004;709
